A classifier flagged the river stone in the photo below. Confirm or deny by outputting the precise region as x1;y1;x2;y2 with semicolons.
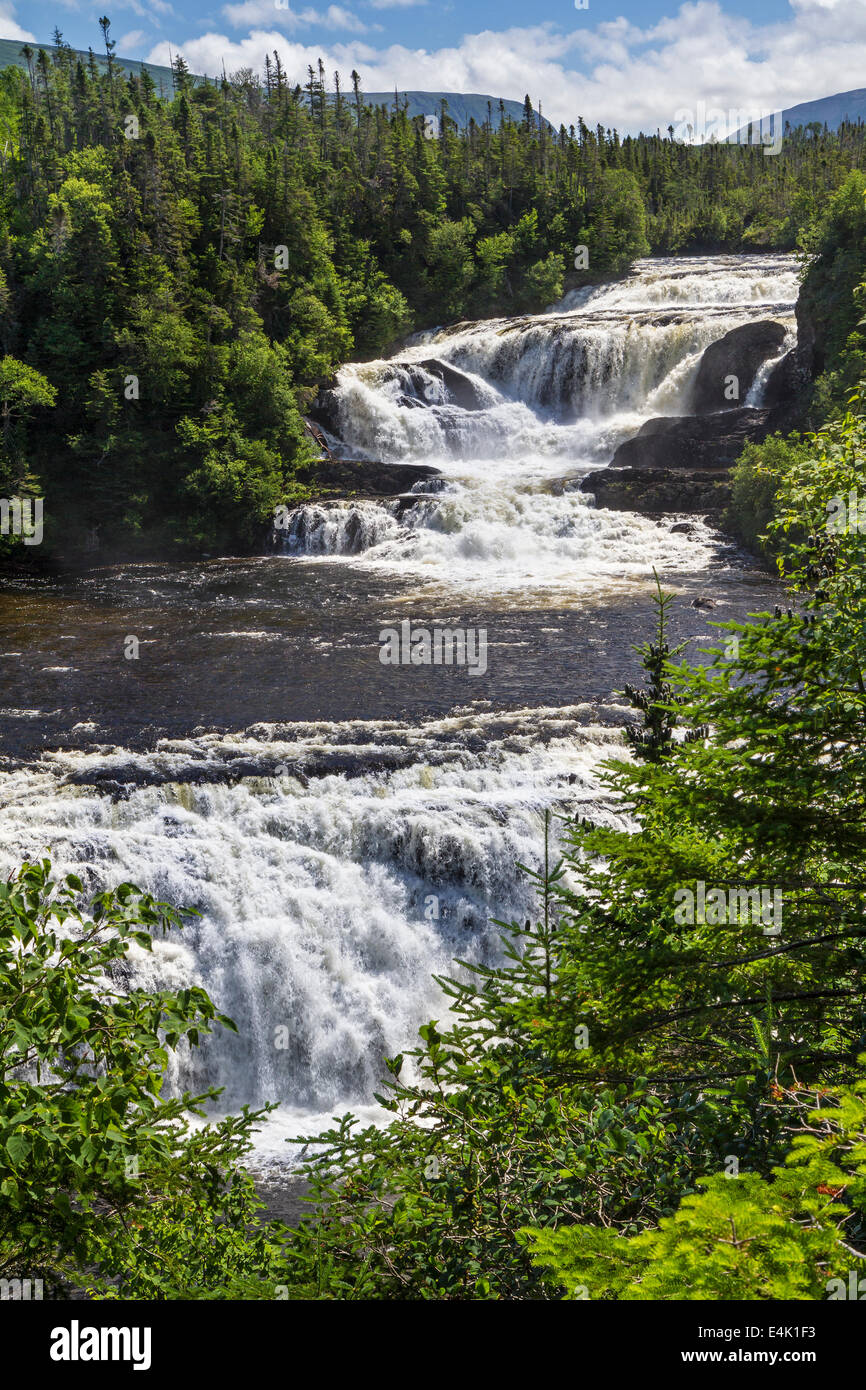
580;466;731;514
607;407;777;472
302;458;441;498
689;320;788;413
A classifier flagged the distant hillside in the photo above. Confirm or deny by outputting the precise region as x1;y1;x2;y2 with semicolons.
734;88;866;141
776;88;866;132
0;39;546;129
0;36;189;97
363;92;551;131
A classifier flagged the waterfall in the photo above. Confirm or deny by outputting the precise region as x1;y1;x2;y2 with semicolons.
0;254;797;1164
0;711;628;1159
286;253;798;600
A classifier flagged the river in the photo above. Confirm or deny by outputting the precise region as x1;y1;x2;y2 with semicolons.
0;253;796;1165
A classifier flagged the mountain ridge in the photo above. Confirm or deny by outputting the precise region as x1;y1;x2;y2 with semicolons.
734;87;866;139
0;39;547;128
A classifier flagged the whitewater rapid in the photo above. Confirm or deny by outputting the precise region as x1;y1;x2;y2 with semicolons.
0;709;630;1158
286;254;798;601
0;254;796;1162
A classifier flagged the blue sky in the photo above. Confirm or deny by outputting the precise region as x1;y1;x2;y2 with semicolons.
1;0;863;134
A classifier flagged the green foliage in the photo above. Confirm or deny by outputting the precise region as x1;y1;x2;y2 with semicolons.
726;433;812;555
621;572;702;762
578;168;650;272
0;354;55;489
525;1070;866;1299
798;171;866;411
0;860;288;1298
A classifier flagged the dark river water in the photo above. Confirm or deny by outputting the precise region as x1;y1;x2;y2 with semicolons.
0;546;776;760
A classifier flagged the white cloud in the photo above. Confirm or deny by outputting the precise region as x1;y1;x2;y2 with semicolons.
222;1;371;32
790;0;857;10
0;1;36;41
367;0;427;8
117;29;147;52
222;2;317;28
324;5;370;31
146;0;866;133
107;0;174;29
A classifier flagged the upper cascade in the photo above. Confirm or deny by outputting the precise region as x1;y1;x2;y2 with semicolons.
318;255;799;465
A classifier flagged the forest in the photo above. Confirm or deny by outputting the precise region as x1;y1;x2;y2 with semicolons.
1;25;866;555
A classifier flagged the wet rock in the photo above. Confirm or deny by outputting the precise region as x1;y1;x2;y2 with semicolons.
607;407;776;472
413;358;490;410
64;759;312;796
303;458;441;500
309;386;342;436
580;466;731;514
689;320;788;413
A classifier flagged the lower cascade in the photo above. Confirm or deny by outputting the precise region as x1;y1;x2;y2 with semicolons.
0;711;628;1157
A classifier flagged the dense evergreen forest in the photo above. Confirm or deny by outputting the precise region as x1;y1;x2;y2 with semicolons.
1;25;866;555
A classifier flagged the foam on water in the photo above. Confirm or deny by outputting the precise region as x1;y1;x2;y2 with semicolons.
285;254;798;601
0;709;628;1162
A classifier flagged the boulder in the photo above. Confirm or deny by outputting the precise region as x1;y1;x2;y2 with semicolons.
607;407;775;472
413;358;489;410
580;466;731;514
760;340;814;431
303;458;441;498
689;320;788;413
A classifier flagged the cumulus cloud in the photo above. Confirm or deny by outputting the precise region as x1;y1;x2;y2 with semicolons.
107;0;174;29
322;5;371;31
222;2;316;27
117;29;147;51
0;1;36;41
222;1;372;32
146;0;866;133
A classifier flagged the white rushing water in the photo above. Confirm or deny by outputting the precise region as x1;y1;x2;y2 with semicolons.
0;709;629;1160
1;254;798;1163
284;254;798;601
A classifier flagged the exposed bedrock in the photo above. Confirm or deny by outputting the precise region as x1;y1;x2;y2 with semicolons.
580;407;781;513
604;406;777;473
301;458;441;498
688;320;787;413
580;466;732;514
